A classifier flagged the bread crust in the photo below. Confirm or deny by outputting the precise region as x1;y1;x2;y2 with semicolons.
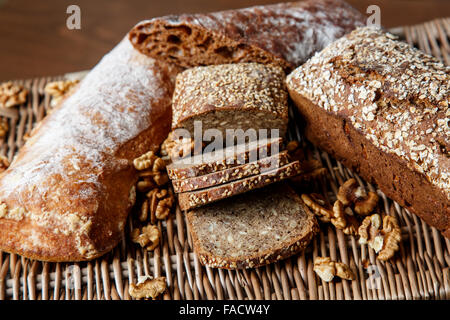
129;0;365;70
286;27;449;237
171;151;290;193
171;63;288;136
186;184;319;269
290;92;450;238
167;137;282;180
178;161;302;210
0;39;180;261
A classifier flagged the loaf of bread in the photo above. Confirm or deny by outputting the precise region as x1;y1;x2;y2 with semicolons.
186;183;318;269
178;161;302;210
167;137;282;180
286;27;450;237
172;151;290;193
129;0;365;70
172;63;288;137
0;39;180;261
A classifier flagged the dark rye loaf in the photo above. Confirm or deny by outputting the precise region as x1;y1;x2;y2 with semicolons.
286;27;450;238
167;137;282;180
171;63;288;137
177;161;301;210
128;0;365;71
186;183;319;269
172;151;290;193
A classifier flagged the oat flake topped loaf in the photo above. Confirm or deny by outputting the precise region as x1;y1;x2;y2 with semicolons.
287;26;450;237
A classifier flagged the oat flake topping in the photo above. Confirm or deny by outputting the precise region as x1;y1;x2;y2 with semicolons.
287;27;449;198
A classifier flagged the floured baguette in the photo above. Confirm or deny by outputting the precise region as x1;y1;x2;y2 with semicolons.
186;183;318;269
129;0;365;70
178;161;301;210
167;137;282;180
172;151;290;193
0;39;180;261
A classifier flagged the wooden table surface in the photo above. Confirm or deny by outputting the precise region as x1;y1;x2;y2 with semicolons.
0;0;449;81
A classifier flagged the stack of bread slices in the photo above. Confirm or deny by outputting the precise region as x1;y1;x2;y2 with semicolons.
165;63;318;269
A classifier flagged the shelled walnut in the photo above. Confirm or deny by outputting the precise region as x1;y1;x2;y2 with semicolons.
378;216;401;261
301;193;359;235
331;200;359;235
313;257;355;282
133;150;170;193
358;214;401;261
129;276;166;300
44;79;79;107
161;131;198;161
130;144;174;251
0;82;28;108
145;187;175;223
0;117;9;138
337;178;379;215
131;224;161;251
0;155;9;173
301;193;333;223
133;151;159;171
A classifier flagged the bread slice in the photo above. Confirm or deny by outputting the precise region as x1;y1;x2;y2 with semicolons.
171;63;288;138
166;137;282;180
177;161;301;210
172;151;290;193
186;183;319;269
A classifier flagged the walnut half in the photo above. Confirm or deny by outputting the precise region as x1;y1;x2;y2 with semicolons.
0;155;9;173
378;216;401;261
337;178;379;215
0;82;28;108
301;193;333;223
313;257;355;282
44;80;79;107
0;117;9;138
131;224;161;251
358;214;401;261
129;276;166;300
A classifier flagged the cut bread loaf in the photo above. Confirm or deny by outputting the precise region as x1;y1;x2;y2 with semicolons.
129;0;365;70
172;151;290;193
286;27;450;238
167;137;282;180
177;161;301;210
186;183;319;269
171;63;288;137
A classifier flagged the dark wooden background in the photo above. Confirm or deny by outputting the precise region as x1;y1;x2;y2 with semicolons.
0;0;449;81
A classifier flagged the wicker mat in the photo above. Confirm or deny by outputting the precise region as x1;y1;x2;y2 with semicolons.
0;18;449;300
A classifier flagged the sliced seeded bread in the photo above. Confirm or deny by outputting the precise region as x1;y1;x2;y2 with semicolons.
177;161;301;210
171;63;288;138
166;137;282;180
172;151;290;193
186;183;319;269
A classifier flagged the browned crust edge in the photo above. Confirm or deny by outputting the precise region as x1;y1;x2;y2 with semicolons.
172;105;288;137
128;18;292;71
171;151;290;193
289;90;450;238
167;137;283;180
177;161;302;210
186;189;319;269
